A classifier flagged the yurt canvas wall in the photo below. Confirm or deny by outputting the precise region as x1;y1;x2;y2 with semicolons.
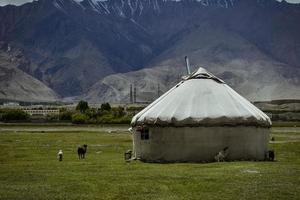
132;126;269;162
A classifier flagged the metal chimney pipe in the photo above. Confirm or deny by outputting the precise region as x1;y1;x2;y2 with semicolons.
185;56;191;75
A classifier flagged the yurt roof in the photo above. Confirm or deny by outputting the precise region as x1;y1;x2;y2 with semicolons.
131;67;272;128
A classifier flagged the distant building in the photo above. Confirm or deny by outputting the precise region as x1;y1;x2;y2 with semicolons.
2;102;20;108
23;109;59;116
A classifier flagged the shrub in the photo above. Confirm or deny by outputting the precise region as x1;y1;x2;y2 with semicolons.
96;114;114;124
97;114;131;124
0;109;29;122
97;109;109;117
126;106;145;115
126;106;145;112
87;118;97;124
71;113;88;124
59;111;73;121
46;114;59;122
112;115;132;124
86;108;99;119
112;106;125;117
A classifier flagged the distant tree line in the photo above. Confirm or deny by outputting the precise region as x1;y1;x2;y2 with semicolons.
58;101;132;124
0;109;29;122
0;101;145;124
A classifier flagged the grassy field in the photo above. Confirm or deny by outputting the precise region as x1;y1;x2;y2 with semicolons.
0;125;299;200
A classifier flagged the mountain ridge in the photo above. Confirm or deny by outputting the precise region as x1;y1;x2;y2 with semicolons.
0;0;299;102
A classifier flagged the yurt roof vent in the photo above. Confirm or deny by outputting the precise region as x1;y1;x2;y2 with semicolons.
184;67;225;84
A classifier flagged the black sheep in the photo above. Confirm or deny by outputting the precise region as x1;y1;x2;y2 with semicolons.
265;150;275;161
77;144;88;159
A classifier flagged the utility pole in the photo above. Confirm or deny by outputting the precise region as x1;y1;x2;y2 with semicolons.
133;86;137;103
130;84;133;104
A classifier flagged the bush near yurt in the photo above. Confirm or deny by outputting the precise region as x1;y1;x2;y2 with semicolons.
100;102;111;112
96;114;131;124
71;113;88;124
85;108;100;119
112;106;125;118
112;115;132;124
46;114;59;122
59;110;74;121
126;106;145;115
0;109;29;122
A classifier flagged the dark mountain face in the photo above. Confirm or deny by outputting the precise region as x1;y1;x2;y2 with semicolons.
0;0;299;101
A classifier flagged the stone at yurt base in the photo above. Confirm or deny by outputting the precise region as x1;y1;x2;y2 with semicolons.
130;67;272;162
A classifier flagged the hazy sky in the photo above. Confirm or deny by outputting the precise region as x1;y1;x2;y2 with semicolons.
0;0;300;6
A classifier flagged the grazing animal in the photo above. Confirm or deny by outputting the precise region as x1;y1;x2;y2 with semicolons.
77;144;88;159
265;150;275;161
58;150;63;161
214;147;229;162
124;150;132;162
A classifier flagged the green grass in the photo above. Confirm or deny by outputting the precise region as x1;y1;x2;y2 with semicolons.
0;125;299;200
271;121;300;127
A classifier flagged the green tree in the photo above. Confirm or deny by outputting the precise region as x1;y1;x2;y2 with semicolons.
100;103;111;111
76;100;89;113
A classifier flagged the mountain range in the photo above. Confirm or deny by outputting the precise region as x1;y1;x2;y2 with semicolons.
0;0;299;103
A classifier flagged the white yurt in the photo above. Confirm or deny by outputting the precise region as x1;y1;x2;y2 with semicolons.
130;67;272;162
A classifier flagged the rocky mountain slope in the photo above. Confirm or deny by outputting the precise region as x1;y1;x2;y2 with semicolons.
0;0;299;102
0;42;58;102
